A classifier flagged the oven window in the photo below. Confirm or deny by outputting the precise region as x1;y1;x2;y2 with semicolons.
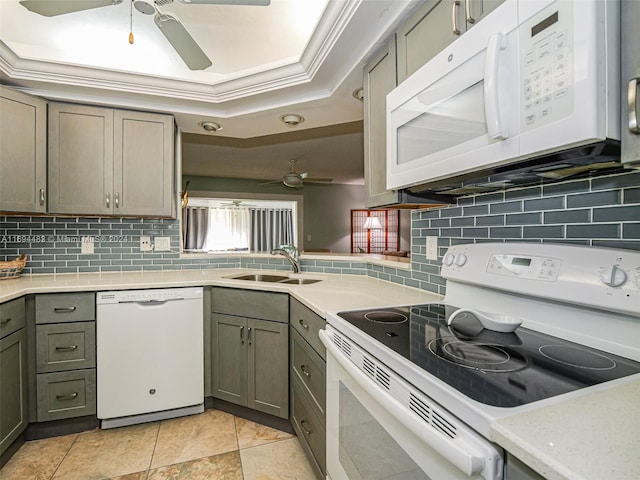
396;81;487;165
338;383;430;480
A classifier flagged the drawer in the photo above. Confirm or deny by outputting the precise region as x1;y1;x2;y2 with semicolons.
291;328;325;413
291;374;326;475
1;296;25;339
211;287;288;323
290;298;326;360
36;322;96;373
35;293;95;324
36;369;96;421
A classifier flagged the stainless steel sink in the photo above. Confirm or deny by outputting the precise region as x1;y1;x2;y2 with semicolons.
229;273;290;282
226;273;322;285
279;278;322;285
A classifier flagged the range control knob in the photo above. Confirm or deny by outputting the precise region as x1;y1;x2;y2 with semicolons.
443;252;455;266
454;253;468;267
600;265;627;287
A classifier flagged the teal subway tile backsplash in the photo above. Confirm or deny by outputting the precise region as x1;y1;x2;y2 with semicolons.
1;171;639;296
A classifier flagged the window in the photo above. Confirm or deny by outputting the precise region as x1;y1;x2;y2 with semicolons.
183;198;297;253
351;210;399;254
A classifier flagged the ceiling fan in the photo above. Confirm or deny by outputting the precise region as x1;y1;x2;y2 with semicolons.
261;159;333;189
19;0;271;71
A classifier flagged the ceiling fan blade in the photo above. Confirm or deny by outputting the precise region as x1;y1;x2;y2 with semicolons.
259;179;283;186
305;177;334;183
154;12;212;70
177;0;270;5
19;0;122;17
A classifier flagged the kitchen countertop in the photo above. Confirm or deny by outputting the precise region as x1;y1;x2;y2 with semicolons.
0;268;437;317
491;379;640;480
3;269;638;480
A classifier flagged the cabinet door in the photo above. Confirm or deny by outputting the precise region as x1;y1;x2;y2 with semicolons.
363;40;400;208
0;86;47;214
48;103;114;215
247;318;288;419
622;0;640;164
396;0;463;84
113;110;174;217
211;314;247;406
0;329;28;455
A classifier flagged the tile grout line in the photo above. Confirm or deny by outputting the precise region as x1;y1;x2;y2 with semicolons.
49;433;81;480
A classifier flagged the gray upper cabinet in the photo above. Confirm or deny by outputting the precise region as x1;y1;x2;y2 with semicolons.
363;39;399;208
48;102;175;217
0;86;47;214
622;0;640;165
396;0;505;83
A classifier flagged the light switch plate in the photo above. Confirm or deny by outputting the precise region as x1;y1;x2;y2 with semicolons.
81;236;94;254
155;236;171;252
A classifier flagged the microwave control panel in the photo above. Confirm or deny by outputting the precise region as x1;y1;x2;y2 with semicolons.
520;1;573;131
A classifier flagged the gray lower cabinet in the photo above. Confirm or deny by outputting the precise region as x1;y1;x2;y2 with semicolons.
211;288;289;419
289;298;326;479
0;297;28;456
34;293;96;421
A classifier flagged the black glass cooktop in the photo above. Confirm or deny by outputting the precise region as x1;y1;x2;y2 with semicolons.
337;304;640;407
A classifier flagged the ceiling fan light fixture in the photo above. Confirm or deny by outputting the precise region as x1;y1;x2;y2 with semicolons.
199;121;222;133
283;174;303;188
280;114;304;127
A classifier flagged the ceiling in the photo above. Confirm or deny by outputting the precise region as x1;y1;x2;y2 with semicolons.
0;0;421;184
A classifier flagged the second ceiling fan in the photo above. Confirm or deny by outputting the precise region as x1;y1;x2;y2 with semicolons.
19;0;270;70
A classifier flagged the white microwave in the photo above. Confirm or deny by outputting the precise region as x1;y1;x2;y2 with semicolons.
386;0;620;192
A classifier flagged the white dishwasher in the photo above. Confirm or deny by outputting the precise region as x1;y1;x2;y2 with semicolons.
96;287;204;429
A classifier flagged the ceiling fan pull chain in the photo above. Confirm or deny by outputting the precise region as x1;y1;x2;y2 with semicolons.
129;0;134;44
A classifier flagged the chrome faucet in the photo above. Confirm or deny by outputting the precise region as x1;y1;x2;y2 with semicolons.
270;245;300;273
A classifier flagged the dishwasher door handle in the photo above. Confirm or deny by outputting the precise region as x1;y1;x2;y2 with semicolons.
117;298;185;305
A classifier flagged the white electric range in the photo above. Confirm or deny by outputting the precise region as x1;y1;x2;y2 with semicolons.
321;243;640;480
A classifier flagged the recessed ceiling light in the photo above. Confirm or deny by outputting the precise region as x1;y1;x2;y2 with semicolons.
280;114;305;127
198;121;222;133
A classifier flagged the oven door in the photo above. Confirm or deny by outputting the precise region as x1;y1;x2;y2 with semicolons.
320;328;503;480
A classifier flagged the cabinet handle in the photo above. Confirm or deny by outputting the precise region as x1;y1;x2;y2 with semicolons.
248;327;252;346
106;192;110;208
300;420;312;435
39;188;45;206
54;306;77;313
1;318;11;326
56;392;78;401
452;1;461;35
629;78;640;134
115;192;120;209
465;0;475;24
298;319;309;330
55;345;78;352
300;364;311;378
240;325;245;344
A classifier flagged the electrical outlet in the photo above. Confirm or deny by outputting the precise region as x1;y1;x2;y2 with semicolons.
426;236;438;260
140;236;153;252
155;236;171;252
81;236;94;254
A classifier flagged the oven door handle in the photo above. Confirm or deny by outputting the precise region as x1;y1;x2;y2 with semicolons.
320;329;495;478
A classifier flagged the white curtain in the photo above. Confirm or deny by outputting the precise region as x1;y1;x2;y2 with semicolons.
202;207;251;252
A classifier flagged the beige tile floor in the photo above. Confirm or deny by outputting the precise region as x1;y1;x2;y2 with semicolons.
0;409;317;480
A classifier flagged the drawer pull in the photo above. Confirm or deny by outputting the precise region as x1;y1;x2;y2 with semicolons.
56;392;78;401
1;318;11;326
298;319;309;330
54;306;77;313
300;364;311;378
55;345;78;352
300;420;312;435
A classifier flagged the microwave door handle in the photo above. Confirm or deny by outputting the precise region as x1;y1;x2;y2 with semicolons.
629;78;639;134
484;32;508;140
